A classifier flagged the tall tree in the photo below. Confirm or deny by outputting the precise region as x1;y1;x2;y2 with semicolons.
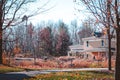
2;28;15;65
16;24;26;53
39;27;53;56
56;21;71;56
26;23;34;53
70;20;79;44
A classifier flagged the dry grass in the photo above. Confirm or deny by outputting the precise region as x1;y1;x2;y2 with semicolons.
35;60;57;68
73;59;92;68
24;71;114;80
0;65;24;73
7;56;115;69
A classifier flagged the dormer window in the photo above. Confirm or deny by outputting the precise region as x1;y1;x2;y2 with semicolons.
86;41;89;47
101;40;104;46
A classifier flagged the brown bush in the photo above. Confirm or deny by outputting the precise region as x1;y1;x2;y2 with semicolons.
18;61;33;67
34;60;57;68
73;59;91;68
12;56;115;69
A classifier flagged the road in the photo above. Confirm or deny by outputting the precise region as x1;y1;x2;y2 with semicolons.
0;68;109;80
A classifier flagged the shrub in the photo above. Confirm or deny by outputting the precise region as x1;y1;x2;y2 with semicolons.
18;61;33;67
0;65;24;73
73;59;91;68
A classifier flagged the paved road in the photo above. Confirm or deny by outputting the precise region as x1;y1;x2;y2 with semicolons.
0;68;109;80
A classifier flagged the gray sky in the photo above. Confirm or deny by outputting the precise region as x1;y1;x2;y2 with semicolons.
29;0;88;25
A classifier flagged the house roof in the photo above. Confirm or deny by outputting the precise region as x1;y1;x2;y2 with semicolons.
69;44;83;50
68;50;85;53
82;36;107;41
68;44;84;53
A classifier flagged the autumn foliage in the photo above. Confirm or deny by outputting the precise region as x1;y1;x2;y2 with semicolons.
13;45;21;55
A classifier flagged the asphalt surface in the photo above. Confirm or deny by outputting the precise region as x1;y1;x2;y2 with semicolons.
0;68;108;80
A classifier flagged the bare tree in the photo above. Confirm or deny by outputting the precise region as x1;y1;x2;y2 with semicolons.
0;0;53;64
2;27;16;65
70;20;79;44
75;0;112;70
76;0;120;79
78;18;94;44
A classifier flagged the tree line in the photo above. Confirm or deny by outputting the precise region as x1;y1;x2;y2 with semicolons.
2;19;94;58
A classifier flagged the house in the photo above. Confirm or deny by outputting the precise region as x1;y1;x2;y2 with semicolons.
68;35;116;60
68;44;84;56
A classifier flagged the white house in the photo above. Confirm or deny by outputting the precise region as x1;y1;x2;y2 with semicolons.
68;35;116;60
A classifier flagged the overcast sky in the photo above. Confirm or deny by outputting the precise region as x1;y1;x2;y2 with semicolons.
29;0;88;25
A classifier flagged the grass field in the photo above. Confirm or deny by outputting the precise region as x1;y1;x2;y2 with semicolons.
0;65;24;73
24;71;114;80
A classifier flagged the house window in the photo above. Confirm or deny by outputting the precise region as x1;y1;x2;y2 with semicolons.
101;40;104;46
86;41;89;47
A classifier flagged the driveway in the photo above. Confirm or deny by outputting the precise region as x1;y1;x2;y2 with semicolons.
0;73;31;80
0;68;108;80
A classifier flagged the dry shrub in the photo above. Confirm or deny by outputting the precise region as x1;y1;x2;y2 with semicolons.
73;59;91;68
18;61;33;67
3;59;8;65
35;60;57;68
100;60;108;68
111;60;115;68
12;56;115;69
2;54;7;65
100;60;115;68
62;62;71;68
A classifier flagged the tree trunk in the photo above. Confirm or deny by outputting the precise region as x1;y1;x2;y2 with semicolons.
114;0;120;79
115;29;120;80
107;0;111;70
0;2;3;64
0;27;2;64
108;30;111;70
0;19;3;64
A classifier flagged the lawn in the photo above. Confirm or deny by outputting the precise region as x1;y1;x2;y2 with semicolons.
24;71;114;80
0;65;24;73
